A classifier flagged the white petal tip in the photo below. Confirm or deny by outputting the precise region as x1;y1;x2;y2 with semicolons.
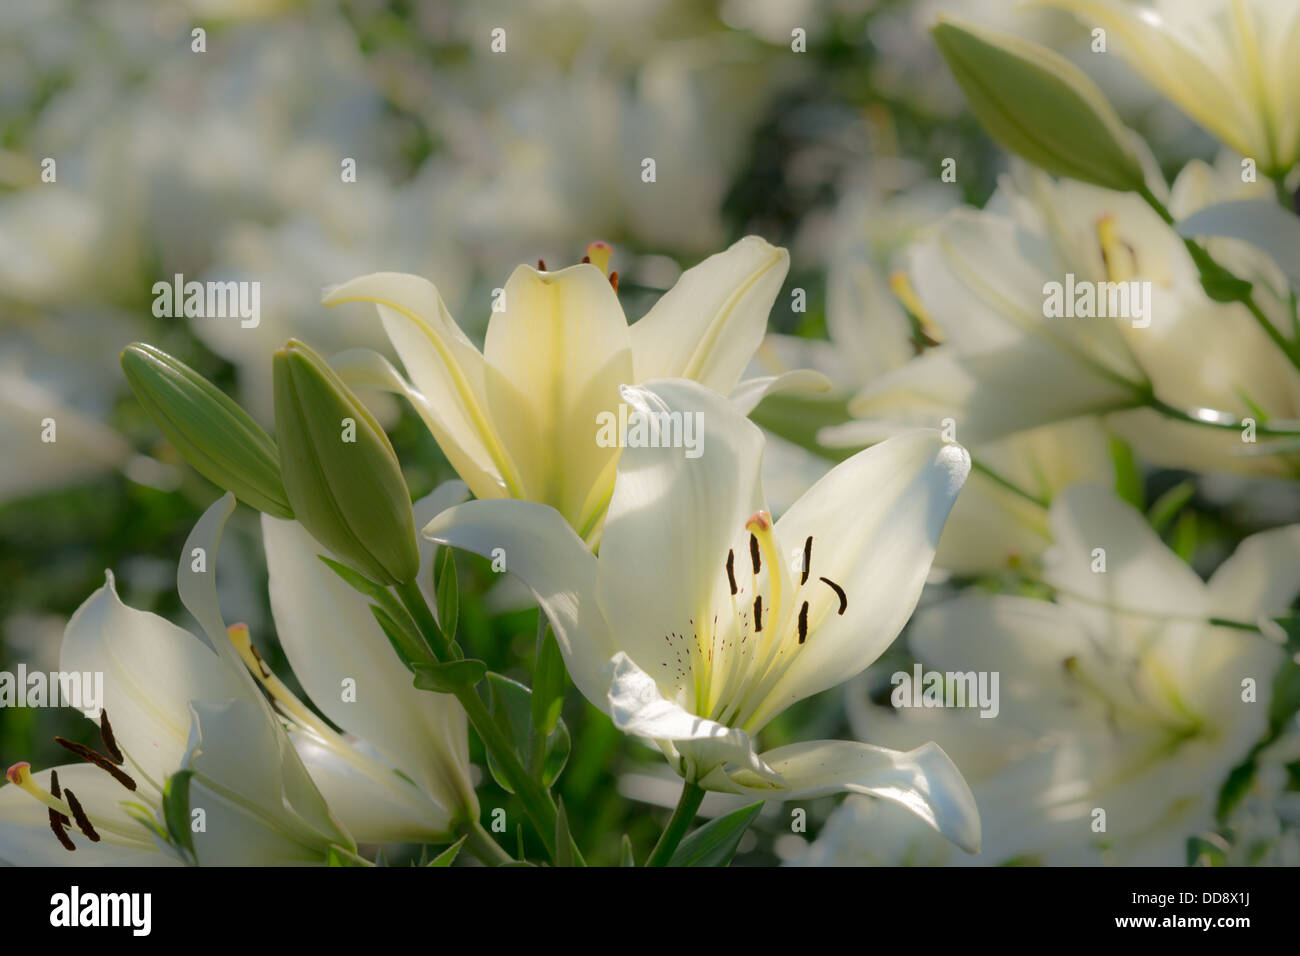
935;441;971;496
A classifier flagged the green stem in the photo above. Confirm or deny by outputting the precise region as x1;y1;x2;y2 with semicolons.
461;819;515;867
528;615;550;777
1137;184;1300;373
393;579;581;865
1144;392;1300;438
645;782;706;867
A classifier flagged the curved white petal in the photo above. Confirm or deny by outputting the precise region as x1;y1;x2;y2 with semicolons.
330;348;506;502
0;764;169;865
289;730;456;845
184;699;351;865
324;272;509;495
728;368;831;417
483;262;633;529
261;514;477;817
1044;484;1208;634
751;432;969;729
59;571;252;792
1207;524;1300;623
729;739;981;854
607;653;782;786
630;236;789;395
422;498;612;712
596;379;766;702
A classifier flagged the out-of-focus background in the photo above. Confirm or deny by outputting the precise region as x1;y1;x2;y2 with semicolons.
1;0;1277;865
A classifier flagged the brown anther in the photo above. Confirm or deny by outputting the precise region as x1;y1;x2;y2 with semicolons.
749;534;761;575
608;270;619;292
100;709;124;764
49;768;62;798
819;577;847;615
801;537;812;585
726;549;738;595
798;601;810;644
753;595;763;632
538;258;547;271
581;255;591;264
63;788;100;842
248;643;272;679
48;808;76;851
54;738;137;791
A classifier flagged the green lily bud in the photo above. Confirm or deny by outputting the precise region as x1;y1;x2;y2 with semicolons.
273;339;419;585
932;15;1145;192
121;343;294;518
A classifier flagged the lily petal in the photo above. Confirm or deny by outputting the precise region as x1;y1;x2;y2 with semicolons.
289;730;457;845
726;739;981;854
630;236;790;395
728;368;832;417
423;498;612;712
596;379;766;702
483;262;634;529
324;272;511;494
607;652;782;786
183;699;352;866
330;348;507;503
1206;524;1300;623
59;571;252;792
0;764;170;865
261;514;477;818
751;432;969;730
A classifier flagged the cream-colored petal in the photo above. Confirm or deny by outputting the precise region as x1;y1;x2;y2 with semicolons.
596;379;766;702
330;349;507;503
748;432;969;730
261;514;477;817
607;653;782;786
483;262;634;529
324;272;516;494
630;236;789;395
423;498;612;712
726;739;981;854
728;369;831;417
1207;524;1300;623
58;571;252;793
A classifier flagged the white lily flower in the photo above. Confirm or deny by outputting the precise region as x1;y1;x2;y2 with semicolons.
0;494;354;865
755;173;1115;573
800;485;1294;866
253;483;480;845
425;378;980;853
1042;0;1300;175
325;237;828;544
849;163;1300;475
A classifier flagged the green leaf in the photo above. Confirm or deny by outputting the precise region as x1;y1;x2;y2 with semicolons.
1147;479;1195;533
1109;436;1144;510
668;802;762;867
426;836;466;867
412;659;487;693
554;798;574;868
436;547;459;640
326;845;372;867
485;674;571;792
1172;510;1198;562
620;834;636;867
371;604;434;672
161;770;196;857
531;624;566;738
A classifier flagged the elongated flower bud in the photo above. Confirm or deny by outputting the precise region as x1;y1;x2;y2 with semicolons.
121;344;293;518
272;339;418;585
932;15;1145;192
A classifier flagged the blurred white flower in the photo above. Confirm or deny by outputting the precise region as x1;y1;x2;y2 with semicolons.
798;485;1295;865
